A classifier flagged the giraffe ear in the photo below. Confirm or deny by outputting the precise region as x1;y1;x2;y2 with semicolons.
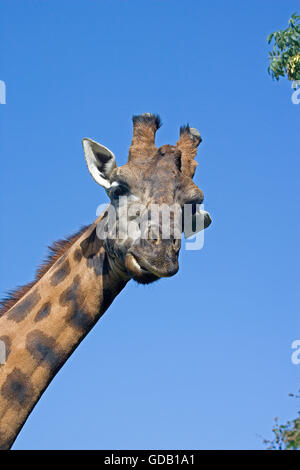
82;138;117;189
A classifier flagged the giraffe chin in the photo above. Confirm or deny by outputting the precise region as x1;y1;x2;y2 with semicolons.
125;253;161;285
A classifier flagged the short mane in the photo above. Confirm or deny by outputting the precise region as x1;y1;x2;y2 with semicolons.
0;225;90;316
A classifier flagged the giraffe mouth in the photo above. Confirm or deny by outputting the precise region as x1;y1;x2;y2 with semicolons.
125;253;161;284
125;253;178;284
125;253;160;279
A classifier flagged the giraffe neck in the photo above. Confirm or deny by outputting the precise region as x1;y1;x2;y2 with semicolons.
0;219;129;449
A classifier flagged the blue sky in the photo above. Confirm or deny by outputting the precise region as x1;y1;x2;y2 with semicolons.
1;0;300;450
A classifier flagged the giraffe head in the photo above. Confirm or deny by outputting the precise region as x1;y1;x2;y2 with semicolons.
82;114;211;284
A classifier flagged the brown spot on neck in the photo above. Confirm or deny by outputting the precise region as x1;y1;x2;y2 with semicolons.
1;368;34;408
59;275;94;332
34;302;51;322
73;248;83;263
7;289;41;323
80;226;103;258
0;225;90;317
50;260;71;286
26;330;65;374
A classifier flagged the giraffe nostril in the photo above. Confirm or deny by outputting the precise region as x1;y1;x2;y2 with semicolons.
149;226;160;245
151;236;160;246
171;236;181;252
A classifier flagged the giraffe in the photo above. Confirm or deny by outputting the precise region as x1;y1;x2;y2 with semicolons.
0;113;212;449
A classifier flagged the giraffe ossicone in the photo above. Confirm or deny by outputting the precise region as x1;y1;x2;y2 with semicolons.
0;113;212;449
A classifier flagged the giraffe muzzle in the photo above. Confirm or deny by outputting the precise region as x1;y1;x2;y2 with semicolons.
125;250;179;281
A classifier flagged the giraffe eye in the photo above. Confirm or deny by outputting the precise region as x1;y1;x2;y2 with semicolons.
109;182;130;199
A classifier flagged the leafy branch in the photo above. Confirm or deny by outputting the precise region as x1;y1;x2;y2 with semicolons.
267;12;300;82
263;391;300;450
